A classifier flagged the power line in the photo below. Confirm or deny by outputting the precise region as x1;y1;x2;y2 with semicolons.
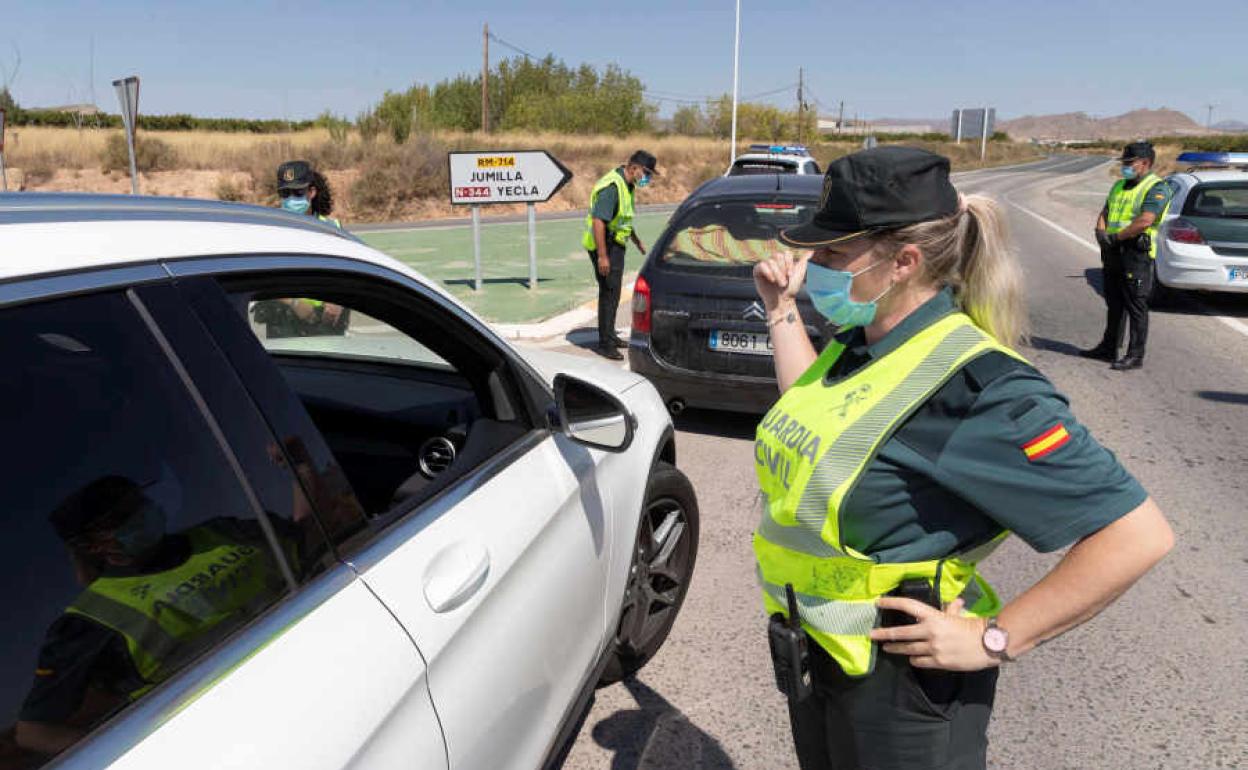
487;32;540;61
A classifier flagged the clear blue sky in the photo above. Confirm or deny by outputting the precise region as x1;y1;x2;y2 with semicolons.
5;0;1245;125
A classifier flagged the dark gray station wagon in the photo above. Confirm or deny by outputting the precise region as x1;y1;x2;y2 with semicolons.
628;175;832;414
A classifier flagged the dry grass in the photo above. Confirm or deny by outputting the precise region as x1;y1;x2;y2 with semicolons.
6;126;1045;221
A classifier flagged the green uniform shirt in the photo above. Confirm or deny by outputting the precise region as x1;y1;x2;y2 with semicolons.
589;166;633;223
829;288;1146;563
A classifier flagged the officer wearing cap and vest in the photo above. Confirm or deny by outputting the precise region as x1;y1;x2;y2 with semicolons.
582;150;658;360
752;146;1174;769
15;476;300;756
259;160;349;337
1080;141;1173;371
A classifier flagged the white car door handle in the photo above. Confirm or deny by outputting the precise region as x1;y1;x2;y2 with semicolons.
423;542;491;613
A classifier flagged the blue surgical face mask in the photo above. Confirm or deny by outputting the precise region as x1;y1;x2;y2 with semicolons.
636;174;651;188
1120;165;1137;180
804;258;893;330
113;501;167;558
281;196;311;214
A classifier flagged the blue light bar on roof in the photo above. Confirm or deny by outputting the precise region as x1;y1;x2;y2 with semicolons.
748;144;811;156
1177;151;1248;166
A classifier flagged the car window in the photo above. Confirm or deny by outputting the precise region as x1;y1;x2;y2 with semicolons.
804;161;821;175
730;159;798;175
213;275;534;539
0;291;308;766
251;300;451;371
1183;183;1248;219
660;200;817;270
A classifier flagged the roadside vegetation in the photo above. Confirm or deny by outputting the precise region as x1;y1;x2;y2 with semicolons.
0;59;1044;220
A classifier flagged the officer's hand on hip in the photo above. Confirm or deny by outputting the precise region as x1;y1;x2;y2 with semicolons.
870;597;1000;672
754;250;809;310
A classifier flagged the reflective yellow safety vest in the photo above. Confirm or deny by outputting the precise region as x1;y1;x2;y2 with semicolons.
753;312;1022;677
316;214;342;228
1105;173;1166;257
581;168;635;250
64;526;288;697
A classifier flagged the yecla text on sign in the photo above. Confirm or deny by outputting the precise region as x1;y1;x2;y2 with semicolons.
448;151;573;205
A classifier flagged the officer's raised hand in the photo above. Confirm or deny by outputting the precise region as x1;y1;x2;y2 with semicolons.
753;250;809;311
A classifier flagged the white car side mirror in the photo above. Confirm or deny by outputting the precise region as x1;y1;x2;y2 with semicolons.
553;374;636;453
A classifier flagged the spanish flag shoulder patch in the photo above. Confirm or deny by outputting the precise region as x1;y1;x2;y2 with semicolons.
1022;423;1071;461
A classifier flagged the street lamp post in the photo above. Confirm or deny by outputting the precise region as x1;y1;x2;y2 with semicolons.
729;0;741;165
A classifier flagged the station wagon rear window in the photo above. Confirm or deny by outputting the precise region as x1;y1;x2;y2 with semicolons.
660;201;817;269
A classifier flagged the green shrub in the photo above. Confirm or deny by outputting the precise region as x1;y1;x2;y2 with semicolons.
100;133;178;173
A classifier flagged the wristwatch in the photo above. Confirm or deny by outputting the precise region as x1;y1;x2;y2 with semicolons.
982;617;1012;661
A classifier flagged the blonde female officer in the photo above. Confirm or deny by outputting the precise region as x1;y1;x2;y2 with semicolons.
751;146;1173;770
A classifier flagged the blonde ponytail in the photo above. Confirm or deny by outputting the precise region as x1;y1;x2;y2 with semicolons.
875;192;1029;349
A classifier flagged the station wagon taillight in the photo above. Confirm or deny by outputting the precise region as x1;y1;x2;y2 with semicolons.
632;275;652;334
1166;218;1205;245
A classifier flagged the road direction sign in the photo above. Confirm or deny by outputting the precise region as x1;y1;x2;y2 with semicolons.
448;150;572;206
112;76;141;194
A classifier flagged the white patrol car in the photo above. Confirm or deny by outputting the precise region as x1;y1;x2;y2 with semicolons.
727;144;822;176
0;193;698;770
1157;152;1248;297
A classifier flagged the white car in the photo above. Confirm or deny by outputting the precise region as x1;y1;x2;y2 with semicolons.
726;144;821;176
1157;154;1248;298
0;193;699;770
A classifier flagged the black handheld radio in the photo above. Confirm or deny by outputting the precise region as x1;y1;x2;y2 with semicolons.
767;584;813;702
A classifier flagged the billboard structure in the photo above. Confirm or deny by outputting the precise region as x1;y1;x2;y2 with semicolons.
951;108;997;159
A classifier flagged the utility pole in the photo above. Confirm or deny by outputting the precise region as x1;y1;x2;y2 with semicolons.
481;23;490;133
797;67;804;144
729;0;741;164
1205;103;1215;130
837;100;844;134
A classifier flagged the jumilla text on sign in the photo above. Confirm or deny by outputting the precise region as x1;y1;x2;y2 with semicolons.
477;155;516;168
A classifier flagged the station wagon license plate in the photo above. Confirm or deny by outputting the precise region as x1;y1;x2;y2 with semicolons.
1229;266;1248;281
709;329;773;356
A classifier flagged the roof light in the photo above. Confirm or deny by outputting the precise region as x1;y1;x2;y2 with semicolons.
747;144;811;156
1177;152;1248;167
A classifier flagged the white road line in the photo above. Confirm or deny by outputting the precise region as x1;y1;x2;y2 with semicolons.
1003;171;1248;340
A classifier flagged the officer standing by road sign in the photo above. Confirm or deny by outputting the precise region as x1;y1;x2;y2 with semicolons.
1081;142;1173;370
582;150;658;360
752;147;1174;769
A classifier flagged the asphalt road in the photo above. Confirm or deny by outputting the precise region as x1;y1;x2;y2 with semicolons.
535;156;1248;770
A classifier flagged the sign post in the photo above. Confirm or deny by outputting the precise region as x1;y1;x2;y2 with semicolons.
113;76;140;194
0;108;7;192
448;150;573;291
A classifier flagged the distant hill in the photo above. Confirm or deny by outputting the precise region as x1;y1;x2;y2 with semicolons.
1213;120;1248;133
1000;108;1209;140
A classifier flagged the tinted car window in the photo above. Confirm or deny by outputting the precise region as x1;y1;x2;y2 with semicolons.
0;291;304;765
660;201;817;269
1183;183;1248;219
251;300;452;371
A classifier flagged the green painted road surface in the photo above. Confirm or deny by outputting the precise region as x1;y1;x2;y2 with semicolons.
359;212;673;324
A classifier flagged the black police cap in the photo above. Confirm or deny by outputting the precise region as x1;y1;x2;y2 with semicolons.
628;150;660;177
780;146;959;248
50;476;144;541
1119;142;1156;163
277;160;314;191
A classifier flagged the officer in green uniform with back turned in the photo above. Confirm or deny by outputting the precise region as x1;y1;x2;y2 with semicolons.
751;146;1174;769
1080;141;1173;371
582;150;658;360
14;476;299;757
